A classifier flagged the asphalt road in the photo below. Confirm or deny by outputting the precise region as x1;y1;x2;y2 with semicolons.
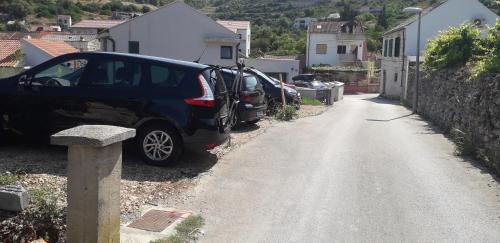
173;94;500;243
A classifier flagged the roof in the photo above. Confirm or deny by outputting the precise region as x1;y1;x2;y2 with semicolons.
216;20;251;33
41;34;98;42
0;40;21;67
23;38;78;57
0;32;29;40
385;0;448;35
71;20;126;29
59;52;210;69
308;21;349;33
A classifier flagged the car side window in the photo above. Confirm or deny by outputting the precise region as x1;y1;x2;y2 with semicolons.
89;61;142;87
150;65;185;88
32;59;88;87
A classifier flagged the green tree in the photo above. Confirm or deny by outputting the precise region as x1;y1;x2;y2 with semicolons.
377;5;389;29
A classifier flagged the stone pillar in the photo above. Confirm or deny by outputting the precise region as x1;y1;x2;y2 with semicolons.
51;125;136;243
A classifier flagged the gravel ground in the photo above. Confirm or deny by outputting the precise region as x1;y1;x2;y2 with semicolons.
0;105;329;223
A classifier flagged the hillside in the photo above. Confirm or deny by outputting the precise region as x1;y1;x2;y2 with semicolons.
1;0;498;56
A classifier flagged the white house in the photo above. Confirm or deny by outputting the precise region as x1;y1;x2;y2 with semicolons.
293;17;317;29
57;15;72;30
101;1;241;66
244;56;300;83
306;20;367;67
21;38;78;67
217;20;251;57
71;19;125;35
380;0;499;99
41;34;101;52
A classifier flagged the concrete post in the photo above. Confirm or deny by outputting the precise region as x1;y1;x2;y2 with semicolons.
51;125;136;243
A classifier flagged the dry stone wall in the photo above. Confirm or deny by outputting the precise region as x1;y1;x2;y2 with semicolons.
415;68;500;175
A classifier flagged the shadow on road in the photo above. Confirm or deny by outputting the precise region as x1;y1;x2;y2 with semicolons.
366;113;414;122
361;96;400;105
230;123;260;133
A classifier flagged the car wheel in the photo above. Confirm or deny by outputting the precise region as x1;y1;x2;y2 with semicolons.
136;124;182;166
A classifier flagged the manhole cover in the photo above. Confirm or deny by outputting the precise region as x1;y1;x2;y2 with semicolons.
128;209;183;232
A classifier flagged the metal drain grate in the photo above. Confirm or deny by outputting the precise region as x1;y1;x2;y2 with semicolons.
128;209;183;232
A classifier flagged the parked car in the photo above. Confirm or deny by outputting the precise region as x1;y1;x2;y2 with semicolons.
245;68;301;112
221;69;267;127
292;74;315;82
0;52;230;166
270;77;297;90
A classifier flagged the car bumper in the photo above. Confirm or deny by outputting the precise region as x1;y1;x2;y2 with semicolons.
183;126;229;152
238;104;267;122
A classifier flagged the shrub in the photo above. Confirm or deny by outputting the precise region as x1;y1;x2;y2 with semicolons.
472;20;500;77
275;105;298;121
451;128;476;157
0;172;18;186
424;24;481;70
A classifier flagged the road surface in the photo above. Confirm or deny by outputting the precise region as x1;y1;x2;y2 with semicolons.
171;94;500;243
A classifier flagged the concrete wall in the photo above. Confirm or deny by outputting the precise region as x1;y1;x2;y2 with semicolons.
244;58;300;83
107;2;239;66
412;68;500;175
21;40;53;67
405;0;498;57
236;27;251;57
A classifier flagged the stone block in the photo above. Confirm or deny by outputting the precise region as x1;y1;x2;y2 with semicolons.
0;185;29;212
51;125;136;147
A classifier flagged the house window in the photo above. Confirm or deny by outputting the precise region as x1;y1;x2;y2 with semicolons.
128;41;139;54
394;37;401;57
388;39;394;57
337;45;347;54
394;72;398;82
221;46;233;59
384;39;388;57
316;44;327;54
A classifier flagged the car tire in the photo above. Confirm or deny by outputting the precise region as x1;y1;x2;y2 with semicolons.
136;123;183;166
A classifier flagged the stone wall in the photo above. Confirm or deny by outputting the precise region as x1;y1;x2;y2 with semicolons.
414;68;500;175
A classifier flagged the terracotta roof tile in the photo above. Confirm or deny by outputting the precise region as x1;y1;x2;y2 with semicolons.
24;39;78;57
0;39;21;67
216;20;250;33
72;20;126;29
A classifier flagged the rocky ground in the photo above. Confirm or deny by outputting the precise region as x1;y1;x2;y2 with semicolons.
0;104;330;226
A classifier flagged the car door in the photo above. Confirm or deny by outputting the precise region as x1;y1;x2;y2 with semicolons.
4;56;90;137
77;57;147;128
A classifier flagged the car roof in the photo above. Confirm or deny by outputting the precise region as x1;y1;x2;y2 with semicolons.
57;52;210;70
221;68;253;77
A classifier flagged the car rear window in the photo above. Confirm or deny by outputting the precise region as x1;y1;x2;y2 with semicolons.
203;68;226;95
150;65;185;88
243;75;259;92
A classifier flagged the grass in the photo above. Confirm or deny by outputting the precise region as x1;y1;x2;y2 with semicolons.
0;172;18;186
301;98;324;106
275;105;298;121
151;215;205;243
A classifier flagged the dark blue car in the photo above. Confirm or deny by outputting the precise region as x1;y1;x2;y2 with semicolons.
0;52;230;166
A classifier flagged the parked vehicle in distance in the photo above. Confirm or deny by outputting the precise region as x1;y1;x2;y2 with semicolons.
221;69;267;127
295;80;329;90
270;77;297;90
0;52;230;166
292;74;315;82
246;68;301;112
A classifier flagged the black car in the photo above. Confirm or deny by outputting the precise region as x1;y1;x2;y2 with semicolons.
292;74;315;82
221;69;266;127
246;68;301;112
0;52;230;166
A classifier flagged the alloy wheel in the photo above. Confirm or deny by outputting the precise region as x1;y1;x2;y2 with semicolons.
142;130;174;161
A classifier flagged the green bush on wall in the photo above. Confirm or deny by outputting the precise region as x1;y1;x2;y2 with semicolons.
424;24;482;70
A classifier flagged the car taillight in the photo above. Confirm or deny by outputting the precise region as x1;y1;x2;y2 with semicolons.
239;92;251;102
184;74;215;107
